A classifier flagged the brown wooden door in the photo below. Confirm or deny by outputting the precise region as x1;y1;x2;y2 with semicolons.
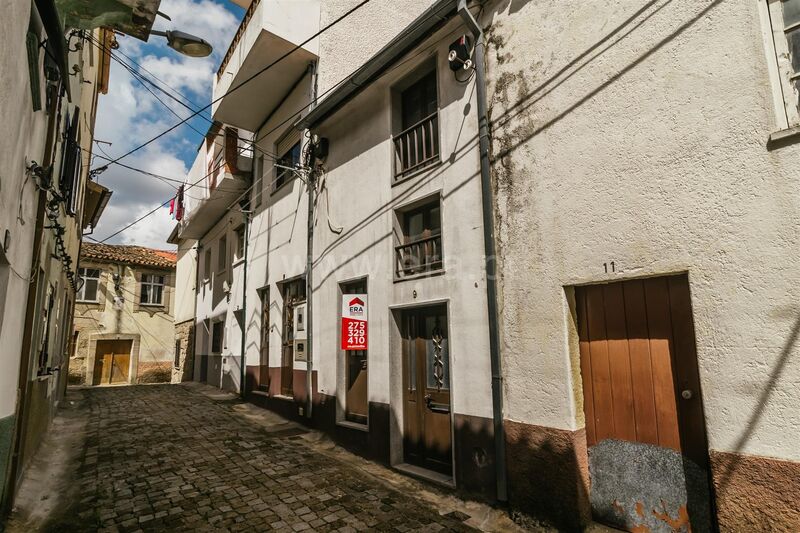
259;288;270;390
93;340;132;385
402;305;452;476
280;278;305;396
577;275;711;532
343;279;368;424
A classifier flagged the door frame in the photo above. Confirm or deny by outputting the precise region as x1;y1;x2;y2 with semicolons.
568;272;714;530
85;334;139;385
389;298;456;484
336;274;370;430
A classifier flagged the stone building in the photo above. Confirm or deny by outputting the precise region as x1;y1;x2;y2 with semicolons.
70;243;177;386
171;0;800;530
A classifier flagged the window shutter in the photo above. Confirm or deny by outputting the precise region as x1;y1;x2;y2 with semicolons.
59;109;80;214
26;31;42;111
277;130;301;159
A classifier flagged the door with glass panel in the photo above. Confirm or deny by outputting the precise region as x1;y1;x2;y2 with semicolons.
341;279;368;424
402;304;452;475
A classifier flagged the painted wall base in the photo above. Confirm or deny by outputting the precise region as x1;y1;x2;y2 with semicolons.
710;450;800;532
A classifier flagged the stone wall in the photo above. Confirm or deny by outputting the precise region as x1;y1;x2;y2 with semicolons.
172;320;195;383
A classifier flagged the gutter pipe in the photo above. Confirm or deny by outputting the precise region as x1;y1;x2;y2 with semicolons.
458;0;508;503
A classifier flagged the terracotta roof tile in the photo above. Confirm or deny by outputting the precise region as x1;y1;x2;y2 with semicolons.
81;242;176;269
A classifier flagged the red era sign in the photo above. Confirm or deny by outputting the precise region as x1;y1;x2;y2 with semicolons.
341;295;367;350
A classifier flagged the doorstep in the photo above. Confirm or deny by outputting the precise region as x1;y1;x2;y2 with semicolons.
394;463;455;489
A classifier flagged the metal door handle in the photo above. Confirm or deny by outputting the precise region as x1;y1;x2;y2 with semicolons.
681;389;693;400
424;394;450;414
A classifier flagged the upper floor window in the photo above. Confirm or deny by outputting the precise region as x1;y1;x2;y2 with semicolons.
203;248;212;282
394;70;440;180
395;196;443;278
77;268;101;302
275;131;302;192
140;274;165;306
235;225;245;261
766;0;800;129
218;235;227;272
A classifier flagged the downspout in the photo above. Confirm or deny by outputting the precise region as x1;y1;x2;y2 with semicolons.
240;211;249;399
458;0;507;503
305;61;318;420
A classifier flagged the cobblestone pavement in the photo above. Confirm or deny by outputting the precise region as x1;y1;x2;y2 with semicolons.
7;384;485;533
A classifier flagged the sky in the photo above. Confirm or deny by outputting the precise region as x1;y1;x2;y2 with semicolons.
90;0;244;249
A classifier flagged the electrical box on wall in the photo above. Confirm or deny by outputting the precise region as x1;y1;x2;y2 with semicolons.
293;303;307;361
448;35;473;71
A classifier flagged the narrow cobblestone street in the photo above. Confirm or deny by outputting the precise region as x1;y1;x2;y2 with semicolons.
5;384;523;533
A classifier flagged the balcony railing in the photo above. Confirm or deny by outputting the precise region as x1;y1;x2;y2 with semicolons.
395;233;443;278
217;0;262;80
394;112;439;180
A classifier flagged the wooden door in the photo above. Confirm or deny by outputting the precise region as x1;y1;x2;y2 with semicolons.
343;279;368;424
280;278;305;396
93;340;132;385
402;305;452;476
577;275;711;532
259;288;270;390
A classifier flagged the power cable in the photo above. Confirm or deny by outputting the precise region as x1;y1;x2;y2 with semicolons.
90;0;372;169
92;3;474;243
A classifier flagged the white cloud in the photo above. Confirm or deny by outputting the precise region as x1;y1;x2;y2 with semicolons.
89;0;240;249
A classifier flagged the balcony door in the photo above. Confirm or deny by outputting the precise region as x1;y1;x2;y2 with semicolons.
402;304;452;476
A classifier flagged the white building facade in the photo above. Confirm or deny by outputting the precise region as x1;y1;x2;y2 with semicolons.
172;0;800;530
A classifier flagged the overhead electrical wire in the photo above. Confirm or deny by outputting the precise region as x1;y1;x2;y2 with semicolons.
91;7;477;243
90;0;372;170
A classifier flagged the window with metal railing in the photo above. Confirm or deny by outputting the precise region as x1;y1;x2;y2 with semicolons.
395;199;443;278
394;70;440;180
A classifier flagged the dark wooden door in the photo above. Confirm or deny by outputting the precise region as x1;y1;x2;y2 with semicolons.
280;278;305;396
402;305;452;476
259;288;270;390
577;275;711;532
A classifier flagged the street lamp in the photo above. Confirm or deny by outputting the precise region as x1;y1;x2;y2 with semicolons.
149;29;213;57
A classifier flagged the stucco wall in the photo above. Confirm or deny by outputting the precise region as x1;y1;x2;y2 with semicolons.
316;0;434;93
72;260;176;385
484;0;800;462
193;211;246;392
0;0;50;425
174;238;198;324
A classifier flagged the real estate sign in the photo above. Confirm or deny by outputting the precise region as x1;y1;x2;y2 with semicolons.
341;294;368;350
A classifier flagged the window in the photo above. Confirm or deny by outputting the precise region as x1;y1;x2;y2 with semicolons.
394;70;439;179
59;109;82;215
77;268;101;302
211;321;224;354
275;131;302;191
766;0;800;129
203;248;212;282
235;225;245;261
218;235;227;272
140;274;165;306
395;197;443;278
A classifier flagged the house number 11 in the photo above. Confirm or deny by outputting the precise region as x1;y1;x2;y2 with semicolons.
604;261;616;273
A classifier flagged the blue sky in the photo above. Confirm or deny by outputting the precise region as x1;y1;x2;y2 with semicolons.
91;0;244;248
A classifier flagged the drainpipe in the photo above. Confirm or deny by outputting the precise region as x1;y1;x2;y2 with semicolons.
240;210;250;399
458;0;507;503
305;61;318;420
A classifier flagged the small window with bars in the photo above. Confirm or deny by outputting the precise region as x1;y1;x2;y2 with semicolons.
394;70;440;180
140;274;165;306
77;268;101;302
395;197;443;278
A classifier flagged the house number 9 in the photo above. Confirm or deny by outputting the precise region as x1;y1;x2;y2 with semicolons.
603;261;616;273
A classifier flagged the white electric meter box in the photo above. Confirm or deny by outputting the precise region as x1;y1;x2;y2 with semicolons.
294;339;307;362
293;303;307;361
293;303;307;341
